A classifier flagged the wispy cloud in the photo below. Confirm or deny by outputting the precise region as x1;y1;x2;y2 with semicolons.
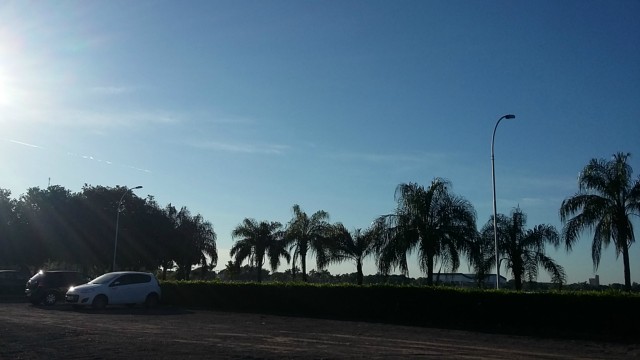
89;86;134;95
68;110;180;128
500;173;578;196
2;108;182;129
193;140;290;155
8;139;42;148
206;117;255;125
327;150;448;164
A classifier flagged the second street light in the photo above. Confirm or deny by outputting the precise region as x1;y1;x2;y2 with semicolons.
491;114;515;289
112;185;143;272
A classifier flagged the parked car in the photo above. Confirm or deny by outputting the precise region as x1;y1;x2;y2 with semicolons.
0;270;30;295
65;271;161;309
25;270;89;305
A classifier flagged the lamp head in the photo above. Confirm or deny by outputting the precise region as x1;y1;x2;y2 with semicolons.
132;186;143;190
504;114;515;119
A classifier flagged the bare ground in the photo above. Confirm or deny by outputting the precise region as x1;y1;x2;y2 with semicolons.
0;302;638;359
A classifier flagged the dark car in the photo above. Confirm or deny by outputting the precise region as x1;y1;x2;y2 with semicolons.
0;270;30;295
25;271;89;305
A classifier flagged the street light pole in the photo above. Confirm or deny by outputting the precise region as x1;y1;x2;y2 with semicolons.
112;185;143;272
491;114;515;289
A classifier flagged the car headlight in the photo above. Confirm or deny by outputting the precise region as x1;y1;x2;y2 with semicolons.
69;286;75;292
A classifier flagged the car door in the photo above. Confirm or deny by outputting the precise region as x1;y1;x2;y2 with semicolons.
108;274;134;304
128;274;152;303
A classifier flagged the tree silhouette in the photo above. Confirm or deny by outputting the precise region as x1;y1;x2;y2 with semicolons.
231;219;290;282
284;204;332;282
560;152;640;291
376;179;477;286
328;223;380;285
477;207;565;290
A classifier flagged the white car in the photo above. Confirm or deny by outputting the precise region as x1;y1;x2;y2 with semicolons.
65;271;161;309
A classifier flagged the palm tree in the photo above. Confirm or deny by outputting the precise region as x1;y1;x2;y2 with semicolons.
329;223;380;285
284;204;332;282
230;218;290;282
560;152;640;291
171;207;218;280
376;178;477;286
477;207;565;290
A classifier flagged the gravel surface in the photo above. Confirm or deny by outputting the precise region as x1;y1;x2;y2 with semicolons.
0;302;637;359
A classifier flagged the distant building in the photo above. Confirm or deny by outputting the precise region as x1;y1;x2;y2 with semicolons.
431;273;507;287
589;275;600;286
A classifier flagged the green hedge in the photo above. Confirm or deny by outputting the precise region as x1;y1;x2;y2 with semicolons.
160;281;640;343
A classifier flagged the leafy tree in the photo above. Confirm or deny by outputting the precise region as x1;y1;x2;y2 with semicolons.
477;207;565;290
376;179;477;286
140;199;178;280
329;223;380;285
307;269;334;283
77;185;145;274
231;218;290;282
284;204;332;282
0;189;18;267
15;186;76;271
560;152;640;291
172;207;218;280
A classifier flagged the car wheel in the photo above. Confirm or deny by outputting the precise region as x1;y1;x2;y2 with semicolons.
43;292;58;306
92;295;108;310
145;293;159;308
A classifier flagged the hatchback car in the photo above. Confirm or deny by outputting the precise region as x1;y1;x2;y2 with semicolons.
65;271;161;309
0;270;30;295
25;270;89;305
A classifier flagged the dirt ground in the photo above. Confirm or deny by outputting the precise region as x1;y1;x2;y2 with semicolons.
0;301;638;359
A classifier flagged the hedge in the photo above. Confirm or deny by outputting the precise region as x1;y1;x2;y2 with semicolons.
160;281;640;343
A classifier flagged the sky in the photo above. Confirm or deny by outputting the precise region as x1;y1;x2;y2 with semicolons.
0;0;638;285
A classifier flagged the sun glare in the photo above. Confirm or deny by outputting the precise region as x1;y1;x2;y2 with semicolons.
0;65;12;107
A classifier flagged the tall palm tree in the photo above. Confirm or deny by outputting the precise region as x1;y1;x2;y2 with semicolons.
230;218;290;282
329;223;381;285
284;204;332;282
376;178;477;286
560;152;640;291
477;207;565;290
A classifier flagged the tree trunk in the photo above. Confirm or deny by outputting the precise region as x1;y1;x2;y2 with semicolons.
426;256;434;286
513;270;523;291
301;251;308;282
356;259;363;285
256;257;264;283
622;242;631;292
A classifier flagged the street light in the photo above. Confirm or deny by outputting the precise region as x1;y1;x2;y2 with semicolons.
491;114;515;289
112;185;143;272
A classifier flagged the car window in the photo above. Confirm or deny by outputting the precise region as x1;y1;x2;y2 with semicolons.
111;274;134;286
48;273;65;287
0;272;13;280
130;274;151;284
90;273;120;285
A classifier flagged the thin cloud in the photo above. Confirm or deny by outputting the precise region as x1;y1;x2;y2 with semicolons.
89;86;134;95
68;110;180;127
2;108;181;129
8;139;42;148
206;117;255;125
328;150;447;164
194;140;290;155
66;152;152;173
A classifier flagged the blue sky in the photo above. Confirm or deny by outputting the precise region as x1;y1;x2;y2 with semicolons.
1;1;638;284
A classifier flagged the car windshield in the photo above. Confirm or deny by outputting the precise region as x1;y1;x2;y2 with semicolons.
89;273;120;285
